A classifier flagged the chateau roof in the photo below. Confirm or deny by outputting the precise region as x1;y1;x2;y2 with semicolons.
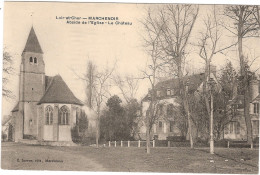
142;73;206;101
23;27;43;54
2;115;13;126
38;75;84;106
155;73;205;92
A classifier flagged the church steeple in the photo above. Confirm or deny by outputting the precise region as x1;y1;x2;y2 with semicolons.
23;27;43;53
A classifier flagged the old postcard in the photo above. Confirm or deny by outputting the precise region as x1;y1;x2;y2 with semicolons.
1;1;260;174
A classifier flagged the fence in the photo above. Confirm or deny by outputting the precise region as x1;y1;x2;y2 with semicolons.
106;140;259;148
108;140;155;148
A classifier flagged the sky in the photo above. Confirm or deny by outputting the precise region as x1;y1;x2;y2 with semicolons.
2;2;260;117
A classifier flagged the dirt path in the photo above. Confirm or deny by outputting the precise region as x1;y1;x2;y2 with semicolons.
1;142;106;171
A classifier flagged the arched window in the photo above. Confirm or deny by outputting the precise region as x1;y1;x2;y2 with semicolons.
59;105;70;125
76;108;80;125
45;106;53;125
29;57;33;63
34;57;37;64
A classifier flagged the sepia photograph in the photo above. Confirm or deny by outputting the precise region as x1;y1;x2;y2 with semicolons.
1;1;260;174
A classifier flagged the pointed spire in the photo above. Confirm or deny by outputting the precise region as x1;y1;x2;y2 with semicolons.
23;27;43;53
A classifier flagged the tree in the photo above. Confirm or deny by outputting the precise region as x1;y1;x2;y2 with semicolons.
140;7;165;154
91;63;115;147
224;5;260;146
123;99;141;139
71;110;88;143
113;74;139;104
3;48;15;100
213;62;238;140
73;60;116;147
158;4;199;148
100;95;131;141
195;6;223;153
86;61;96;108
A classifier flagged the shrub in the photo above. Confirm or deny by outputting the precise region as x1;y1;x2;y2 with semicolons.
2;131;7;141
166;136;186;142
71;125;81;144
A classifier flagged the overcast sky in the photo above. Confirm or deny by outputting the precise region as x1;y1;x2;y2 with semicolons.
3;2;260;116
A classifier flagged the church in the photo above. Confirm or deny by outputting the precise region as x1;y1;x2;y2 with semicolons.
11;27;84;145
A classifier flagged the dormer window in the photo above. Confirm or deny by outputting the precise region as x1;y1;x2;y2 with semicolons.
34;57;37;64
29;57;33;63
167;89;174;96
167;89;171;96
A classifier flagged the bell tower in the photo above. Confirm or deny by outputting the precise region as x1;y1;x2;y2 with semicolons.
19;27;45;138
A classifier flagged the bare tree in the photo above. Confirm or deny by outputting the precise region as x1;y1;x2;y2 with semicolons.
85;61;96;109
140;7;165;154
72;60;116;147
113;74;139;103
158;4;199;148
224;5;260;146
93;64;115;147
3;48;15;100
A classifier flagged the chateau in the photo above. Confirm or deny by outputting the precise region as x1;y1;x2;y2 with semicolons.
11;27;84;145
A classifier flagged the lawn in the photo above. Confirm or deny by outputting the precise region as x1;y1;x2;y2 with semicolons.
2;142;259;173
48;146;259;173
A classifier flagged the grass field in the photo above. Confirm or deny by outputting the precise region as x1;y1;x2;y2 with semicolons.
49;144;259;173
1;142;259;173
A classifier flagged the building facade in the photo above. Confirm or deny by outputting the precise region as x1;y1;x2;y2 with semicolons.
139;70;219;140
11;27;84;144
224;78;260;141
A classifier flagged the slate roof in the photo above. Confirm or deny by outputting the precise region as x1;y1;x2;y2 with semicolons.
2;115;13;126
23;27;43;53
229;95;244;109
142;73;205;101
252;94;260;103
11;102;19;112
38;75;84;106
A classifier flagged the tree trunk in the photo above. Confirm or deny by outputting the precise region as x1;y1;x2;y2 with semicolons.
96;119;99;147
146;128;151;154
237;22;253;145
179;61;193;149
96;108;100;148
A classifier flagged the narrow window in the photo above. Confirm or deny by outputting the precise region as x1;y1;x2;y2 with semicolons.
34;57;37;64
29;57;33;63
158;104;163;115
230;122;234;134
167;89;171;96
157;90;161;97
29;119;33;126
170;121;174;132
59;105;70;125
252;120;259;135
236;122;240;134
159;121;162;131
254;103;259;114
153;124;157;133
45;106;53;125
